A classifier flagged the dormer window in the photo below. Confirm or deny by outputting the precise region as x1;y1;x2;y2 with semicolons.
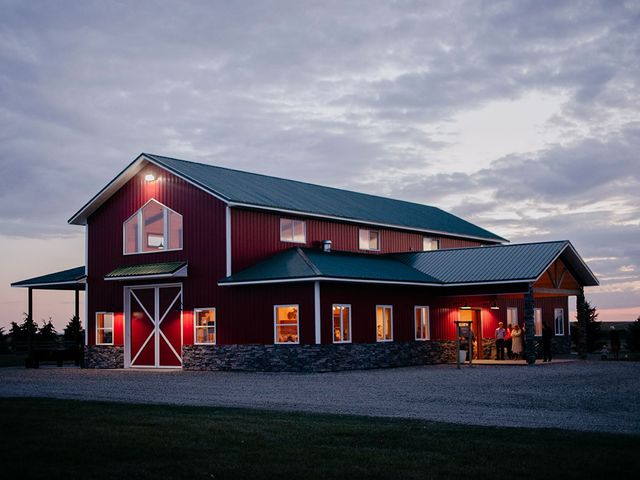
124;199;183;254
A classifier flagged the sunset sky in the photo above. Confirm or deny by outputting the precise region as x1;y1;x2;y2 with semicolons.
1;0;638;332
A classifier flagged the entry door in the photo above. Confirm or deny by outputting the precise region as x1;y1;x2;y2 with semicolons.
127;285;182;368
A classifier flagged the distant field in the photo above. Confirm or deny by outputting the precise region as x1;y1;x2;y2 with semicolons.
1;398;638;479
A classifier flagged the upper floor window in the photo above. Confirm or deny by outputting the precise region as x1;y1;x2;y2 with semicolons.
359;229;380;251
124;199;183;254
280;218;306;243
423;237;440;251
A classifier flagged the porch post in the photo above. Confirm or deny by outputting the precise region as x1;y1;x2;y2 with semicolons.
524;284;536;365
576;287;587;359
74;289;80;320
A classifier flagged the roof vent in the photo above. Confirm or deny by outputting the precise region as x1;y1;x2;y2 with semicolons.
322;240;332;252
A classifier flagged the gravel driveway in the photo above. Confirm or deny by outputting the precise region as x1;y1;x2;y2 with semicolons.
1;361;638;434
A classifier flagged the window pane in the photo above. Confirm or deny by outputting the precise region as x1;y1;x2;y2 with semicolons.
359;229;369;250
124;215;139;254
293;220;305;243
423;237;433;251
102;330;113;344
196;309;215;327
168;210;183;250
384;307;392;340
333;306;341;342
142;201;165;251
431;239;440;250
369;231;379;250
343;306;350;342
376;307;384;340
280;219;293;242
275;306;298;343
534;309;542;336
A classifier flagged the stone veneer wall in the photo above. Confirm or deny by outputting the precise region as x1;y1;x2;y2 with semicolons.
183;341;458;372
84;345;124;369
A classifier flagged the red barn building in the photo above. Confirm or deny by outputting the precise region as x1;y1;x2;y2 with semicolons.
12;153;599;370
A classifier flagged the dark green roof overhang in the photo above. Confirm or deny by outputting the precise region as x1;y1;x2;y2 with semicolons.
11;266;86;291
104;262;188;281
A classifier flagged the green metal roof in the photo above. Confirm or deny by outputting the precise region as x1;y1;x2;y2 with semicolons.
394;241;574;284
11;266;86;290
105;262;187;279
143;154;506;243
220;241;599;287
220;248;440;285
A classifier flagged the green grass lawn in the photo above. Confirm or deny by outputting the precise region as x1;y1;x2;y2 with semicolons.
1;398;638;479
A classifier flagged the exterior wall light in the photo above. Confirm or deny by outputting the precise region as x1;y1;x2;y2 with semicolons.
460;304;471;310
490;301;500;310
144;173;156;182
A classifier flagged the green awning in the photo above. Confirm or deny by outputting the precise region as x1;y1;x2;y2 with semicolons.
105;262;187;281
11;266;86;290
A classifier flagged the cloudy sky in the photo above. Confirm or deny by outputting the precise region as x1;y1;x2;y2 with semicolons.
1;0;638;331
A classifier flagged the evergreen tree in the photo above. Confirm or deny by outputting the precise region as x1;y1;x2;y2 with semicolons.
0;327;7;353
64;315;83;342
37;318;58;342
585;302;601;352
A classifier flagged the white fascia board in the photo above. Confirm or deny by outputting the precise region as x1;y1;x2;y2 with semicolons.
218;276;536;288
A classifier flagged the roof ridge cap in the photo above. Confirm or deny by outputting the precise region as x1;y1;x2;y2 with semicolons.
296;248;322;276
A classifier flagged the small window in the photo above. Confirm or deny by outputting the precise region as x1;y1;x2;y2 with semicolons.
534;308;542;336
194;308;216;344
423;237;440;251
506;307;518;327
376;305;393;342
124;199;183;254
554;308;565;336
415;306;430;340
332;304;351;343
274;305;299;344
280;219;306;243
359;229;380;251
96;312;114;345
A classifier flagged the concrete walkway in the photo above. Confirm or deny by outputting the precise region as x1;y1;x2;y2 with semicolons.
1;361;639;434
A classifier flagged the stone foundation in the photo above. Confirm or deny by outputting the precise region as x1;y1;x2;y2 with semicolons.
84;345;124;369
183;341;458;372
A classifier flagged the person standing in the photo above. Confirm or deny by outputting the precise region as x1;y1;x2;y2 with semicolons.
505;324;513;359
511;324;524;360
542;322;553;362
610;326;621;361
495;322;506;360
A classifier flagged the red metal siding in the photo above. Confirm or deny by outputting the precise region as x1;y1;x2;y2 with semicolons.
231;208;486;272
87;164;227;346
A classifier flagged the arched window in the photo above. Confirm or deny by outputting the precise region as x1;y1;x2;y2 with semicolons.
123;199;183;254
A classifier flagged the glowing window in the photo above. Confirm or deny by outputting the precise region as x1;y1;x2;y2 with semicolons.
332;304;351;343
534;308;542;336
506;307;518;327
376;305;393;342
96;312;114;345
124;199;183;254
194;308;216;344
415;306;430;340
280;218;306;243
274;305;299;344
359;229;380;251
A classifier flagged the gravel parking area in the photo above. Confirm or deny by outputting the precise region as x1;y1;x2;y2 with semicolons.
1;361;638;434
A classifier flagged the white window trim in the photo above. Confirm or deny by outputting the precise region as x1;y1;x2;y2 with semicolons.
279;218;306;244
534;308;542;337
359;228;380;252
123;198;183;255
376;305;393;342
332;304;352;344
95;311;114;345
194;307;216;345
274;304;300;345
414;306;430;341
554;308;565;336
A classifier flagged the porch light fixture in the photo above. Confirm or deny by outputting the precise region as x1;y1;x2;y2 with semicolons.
490;301;500;310
460;304;471;310
144;173;156;182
